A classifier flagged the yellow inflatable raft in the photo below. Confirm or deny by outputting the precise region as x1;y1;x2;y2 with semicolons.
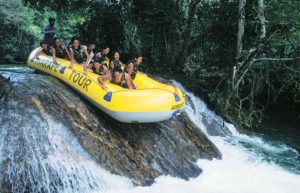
27;48;185;123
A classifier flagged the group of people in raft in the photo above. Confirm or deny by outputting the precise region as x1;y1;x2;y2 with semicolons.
34;18;142;89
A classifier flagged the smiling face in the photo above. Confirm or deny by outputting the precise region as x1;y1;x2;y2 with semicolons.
54;39;60;47
103;48;110;55
114;52;120;60
135;56;143;65
72;40;80;49
41;43;48;50
90;44;96;50
114;71;122;82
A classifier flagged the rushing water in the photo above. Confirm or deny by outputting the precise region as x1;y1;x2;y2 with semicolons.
1;66;300;193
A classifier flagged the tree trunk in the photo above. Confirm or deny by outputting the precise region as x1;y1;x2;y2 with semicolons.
176;0;202;71
258;0;266;39
236;0;247;62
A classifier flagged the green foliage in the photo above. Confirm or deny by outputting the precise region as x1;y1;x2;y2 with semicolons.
2;0;300;129
0;0;91;62
0;0;40;62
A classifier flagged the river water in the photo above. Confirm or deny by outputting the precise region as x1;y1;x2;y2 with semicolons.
0;65;300;193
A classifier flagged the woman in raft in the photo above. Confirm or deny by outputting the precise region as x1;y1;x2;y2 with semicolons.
34;40;58;66
68;36;90;74
110;51;125;73
53;37;71;60
98;68;134;90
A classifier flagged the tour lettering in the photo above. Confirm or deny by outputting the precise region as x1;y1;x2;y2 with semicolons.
69;71;92;91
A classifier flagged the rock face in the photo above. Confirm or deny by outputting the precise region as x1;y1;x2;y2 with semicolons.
0;70;221;191
0;75;10;99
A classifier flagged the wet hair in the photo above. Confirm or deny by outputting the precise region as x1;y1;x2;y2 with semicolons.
40;40;48;46
114;68;123;74
71;36;80;43
134;53;142;59
102;45;109;50
49;17;56;23
53;37;60;42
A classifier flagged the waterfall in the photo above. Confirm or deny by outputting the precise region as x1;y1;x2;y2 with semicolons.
0;67;299;193
0;69;131;193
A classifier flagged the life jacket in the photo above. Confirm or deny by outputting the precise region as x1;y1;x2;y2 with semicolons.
70;45;84;64
93;63;106;76
125;60;138;80
42;46;53;56
88;49;95;61
54;45;67;59
111;59;122;72
101;54;110;68
112;72;128;88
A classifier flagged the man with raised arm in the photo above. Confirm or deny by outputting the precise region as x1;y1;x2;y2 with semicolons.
44;17;60;45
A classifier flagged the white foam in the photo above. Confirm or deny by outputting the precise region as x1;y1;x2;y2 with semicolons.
99;137;300;193
2;71;300;193
101;81;299;193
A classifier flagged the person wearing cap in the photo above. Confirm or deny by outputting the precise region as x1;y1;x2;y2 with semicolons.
44;17;60;45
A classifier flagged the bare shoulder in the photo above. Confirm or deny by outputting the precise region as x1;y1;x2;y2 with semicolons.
124;73;131;80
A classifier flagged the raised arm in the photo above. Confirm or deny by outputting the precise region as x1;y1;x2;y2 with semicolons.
103;65;110;75
83;47;91;75
33;49;43;60
69;48;75;68
44;28;60;33
51;47;58;66
97;74;111;89
127;62;134;76
62;42;72;61
125;73;134;89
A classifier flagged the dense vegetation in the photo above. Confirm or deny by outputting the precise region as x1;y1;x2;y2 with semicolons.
1;0;299;129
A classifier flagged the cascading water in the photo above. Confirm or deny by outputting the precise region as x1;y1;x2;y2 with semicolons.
0;66;131;193
0;114;131;193
0;66;300;193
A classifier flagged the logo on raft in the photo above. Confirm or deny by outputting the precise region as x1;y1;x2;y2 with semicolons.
32;58;60;73
171;103;184;110
31;58;92;92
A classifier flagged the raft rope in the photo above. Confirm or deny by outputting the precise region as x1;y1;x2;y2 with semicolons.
165;82;179;95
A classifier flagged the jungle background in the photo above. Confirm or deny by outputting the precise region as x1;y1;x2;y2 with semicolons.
0;0;299;129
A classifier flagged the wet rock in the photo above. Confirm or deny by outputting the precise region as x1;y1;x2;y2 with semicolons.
202;114;231;136
0;75;10;100
153;74;231;137
0;72;221;188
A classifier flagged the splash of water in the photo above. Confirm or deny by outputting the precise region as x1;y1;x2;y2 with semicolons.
0;88;131;193
1;68;299;193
